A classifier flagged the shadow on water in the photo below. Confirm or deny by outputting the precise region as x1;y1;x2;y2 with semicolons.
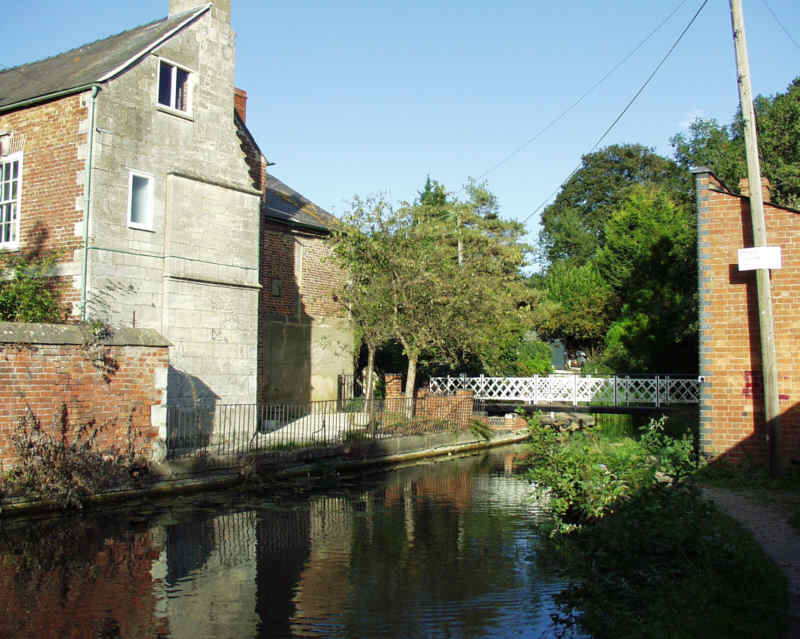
0;447;586;639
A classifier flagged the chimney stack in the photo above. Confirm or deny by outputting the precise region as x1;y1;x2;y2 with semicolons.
234;88;247;123
739;177;772;203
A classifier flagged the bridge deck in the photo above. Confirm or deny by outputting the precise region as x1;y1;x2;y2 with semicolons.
430;375;702;410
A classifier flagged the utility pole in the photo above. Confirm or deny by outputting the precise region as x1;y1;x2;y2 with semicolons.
729;0;782;475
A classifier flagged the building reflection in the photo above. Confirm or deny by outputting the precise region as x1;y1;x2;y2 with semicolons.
0;517;168;638
0;448;549;638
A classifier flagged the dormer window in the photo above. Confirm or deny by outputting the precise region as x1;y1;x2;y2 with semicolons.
158;59;191;113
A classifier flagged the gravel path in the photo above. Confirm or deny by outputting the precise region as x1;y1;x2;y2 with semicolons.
703;486;800;639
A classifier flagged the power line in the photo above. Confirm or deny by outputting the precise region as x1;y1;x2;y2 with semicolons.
759;0;800;51
521;0;710;228
476;0;691;182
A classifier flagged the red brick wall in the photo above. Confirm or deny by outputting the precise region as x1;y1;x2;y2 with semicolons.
383;374;475;431
0;326;168;467
0;94;87;315
259;221;347;321
695;170;800;465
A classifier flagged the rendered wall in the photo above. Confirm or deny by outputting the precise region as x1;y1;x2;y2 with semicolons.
85;7;260;408
694;169;800;466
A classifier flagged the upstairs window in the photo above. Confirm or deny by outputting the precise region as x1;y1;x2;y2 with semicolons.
158;60;191;112
127;171;153;231
0;153;22;249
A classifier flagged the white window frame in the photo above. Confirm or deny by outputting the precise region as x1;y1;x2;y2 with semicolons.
127;170;154;231
156;57;193;114
0;151;22;250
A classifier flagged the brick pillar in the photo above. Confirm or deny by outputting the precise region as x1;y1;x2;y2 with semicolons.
384;373;403;398
456;390;474;429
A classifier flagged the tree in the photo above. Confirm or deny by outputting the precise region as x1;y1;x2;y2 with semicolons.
538;144;684;266
594;185;697;372
671;75;800;209
330;180;530;404
531;260;613;352
752;76;800;209
670;117;745;192
328;195;396;404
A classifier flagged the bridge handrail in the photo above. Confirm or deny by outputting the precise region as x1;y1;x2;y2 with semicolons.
428;374;703;408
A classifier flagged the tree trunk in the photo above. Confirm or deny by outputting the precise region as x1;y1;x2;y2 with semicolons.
365;344;376;401
405;355;417;420
365;343;377;434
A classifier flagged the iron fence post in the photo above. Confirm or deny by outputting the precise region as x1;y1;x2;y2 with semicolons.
656;376;661;408
573;374;578;407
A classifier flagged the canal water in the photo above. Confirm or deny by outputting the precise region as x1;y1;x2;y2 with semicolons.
0;446;585;638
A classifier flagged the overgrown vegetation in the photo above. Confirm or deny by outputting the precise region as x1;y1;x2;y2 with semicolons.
0;253;65;322
521;416;789;638
1;405;150;508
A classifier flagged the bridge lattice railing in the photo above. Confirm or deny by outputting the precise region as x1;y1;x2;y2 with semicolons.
428;375;702;408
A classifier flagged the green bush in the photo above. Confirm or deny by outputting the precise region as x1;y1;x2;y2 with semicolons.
523;414;788;638
549;483;789;638
0;253;64;322
525;417;665;533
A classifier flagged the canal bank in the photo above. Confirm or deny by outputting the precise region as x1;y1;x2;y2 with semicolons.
0;428;530;517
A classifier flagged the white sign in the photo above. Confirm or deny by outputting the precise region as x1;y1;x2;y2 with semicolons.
738;246;782;271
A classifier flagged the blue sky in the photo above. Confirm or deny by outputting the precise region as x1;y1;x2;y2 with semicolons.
3;1;798;249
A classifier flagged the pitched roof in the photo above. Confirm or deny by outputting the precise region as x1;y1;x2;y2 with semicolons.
0;5;209;110
265;174;337;232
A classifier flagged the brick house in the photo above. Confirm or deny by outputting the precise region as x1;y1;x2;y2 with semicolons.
0;0;352;416
693;168;800;467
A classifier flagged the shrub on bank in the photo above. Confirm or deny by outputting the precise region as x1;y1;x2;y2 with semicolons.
522;416;789;638
1;406;150;508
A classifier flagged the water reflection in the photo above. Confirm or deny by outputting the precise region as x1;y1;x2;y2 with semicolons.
0;448;581;638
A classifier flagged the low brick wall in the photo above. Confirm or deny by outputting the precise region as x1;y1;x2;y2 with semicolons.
0;322;169;468
382;374;475;431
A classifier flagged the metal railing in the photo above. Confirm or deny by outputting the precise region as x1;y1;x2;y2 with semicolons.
429;374;703;408
164;395;473;461
336;374;362;409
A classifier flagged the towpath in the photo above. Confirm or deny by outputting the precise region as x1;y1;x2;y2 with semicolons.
703;486;800;639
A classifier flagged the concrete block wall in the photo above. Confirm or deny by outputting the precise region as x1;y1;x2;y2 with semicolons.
83;4;260;408
694;169;800;465
0;322;169;467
